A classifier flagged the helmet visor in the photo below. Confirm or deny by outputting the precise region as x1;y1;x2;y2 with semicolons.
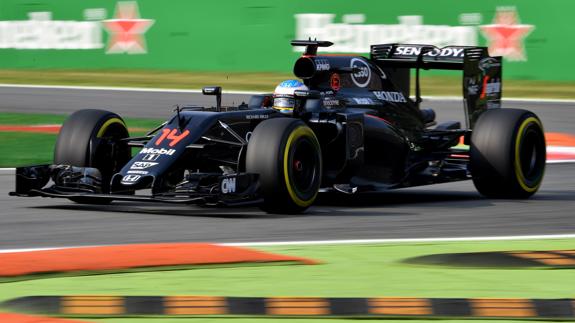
273;97;295;110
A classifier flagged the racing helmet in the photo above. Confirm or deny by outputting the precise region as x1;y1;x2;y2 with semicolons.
273;80;308;113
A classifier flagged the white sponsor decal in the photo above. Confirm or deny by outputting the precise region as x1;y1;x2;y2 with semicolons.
314;58;330;71
295;14;477;53
221;177;236;194
323;99;340;106
350;58;371;88
127;170;148;175
478;57;501;71
139;147;176;156
352;98;374;105
486;81;501;95
394;46;465;58
246;114;269;120
121;174;141;184
142;154;160;161
130;161;158;170
373;91;407;103
0;12;102;50
465;79;480;96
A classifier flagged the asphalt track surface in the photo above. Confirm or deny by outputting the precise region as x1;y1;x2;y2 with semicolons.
0;86;574;249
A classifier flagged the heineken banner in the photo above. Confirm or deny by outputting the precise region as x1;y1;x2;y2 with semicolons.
0;0;572;80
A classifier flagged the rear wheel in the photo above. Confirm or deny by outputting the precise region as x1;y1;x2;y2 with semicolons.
246;118;322;214
54;109;131;203
470;108;546;198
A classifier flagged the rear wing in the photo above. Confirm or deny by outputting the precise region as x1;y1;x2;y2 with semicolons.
370;44;502;128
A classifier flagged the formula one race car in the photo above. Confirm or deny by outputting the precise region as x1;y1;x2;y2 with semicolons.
11;40;546;214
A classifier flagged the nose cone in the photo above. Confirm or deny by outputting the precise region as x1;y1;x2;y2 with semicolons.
111;173;154;192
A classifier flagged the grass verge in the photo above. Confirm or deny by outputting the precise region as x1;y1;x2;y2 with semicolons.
1;239;574;323
1;69;575;99
0;113;162;167
0;132;58;167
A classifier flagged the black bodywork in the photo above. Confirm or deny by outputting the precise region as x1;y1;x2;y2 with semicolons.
11;40;503;206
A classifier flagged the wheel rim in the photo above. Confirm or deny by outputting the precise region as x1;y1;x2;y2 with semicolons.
516;118;545;190
92;121;130;190
288;137;320;196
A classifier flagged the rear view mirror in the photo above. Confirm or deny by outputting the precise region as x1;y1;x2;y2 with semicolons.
202;86;222;95
202;86;222;111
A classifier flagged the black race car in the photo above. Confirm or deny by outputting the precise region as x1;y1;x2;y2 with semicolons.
10;40;546;213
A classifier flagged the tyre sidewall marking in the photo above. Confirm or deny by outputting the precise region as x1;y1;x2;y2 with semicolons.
514;116;544;193
96;117;126;138
283;126;320;208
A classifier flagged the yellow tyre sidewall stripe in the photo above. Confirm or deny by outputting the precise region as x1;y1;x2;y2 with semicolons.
283;126;320;208
96;118;126;138
514;116;543;193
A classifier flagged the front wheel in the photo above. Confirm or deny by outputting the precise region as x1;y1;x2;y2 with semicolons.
470;108;546;198
54;109;131;203
246;118;322;214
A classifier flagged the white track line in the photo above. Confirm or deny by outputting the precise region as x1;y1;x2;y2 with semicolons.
548;159;575;164
0;83;574;104
0;83;261;95
0;247;67;253
0;233;574;254
548;146;575;153
423;96;575;104
221;234;575;247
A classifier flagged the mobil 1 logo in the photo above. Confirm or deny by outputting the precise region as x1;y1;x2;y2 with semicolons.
350;58;371;88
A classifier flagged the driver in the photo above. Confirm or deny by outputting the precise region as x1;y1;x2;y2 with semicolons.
272;80;308;114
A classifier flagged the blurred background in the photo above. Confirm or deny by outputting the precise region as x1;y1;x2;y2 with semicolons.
0;0;573;97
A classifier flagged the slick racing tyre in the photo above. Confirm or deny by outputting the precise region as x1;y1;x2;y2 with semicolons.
470;108;546;198
246;118;322;214
54;109;131;203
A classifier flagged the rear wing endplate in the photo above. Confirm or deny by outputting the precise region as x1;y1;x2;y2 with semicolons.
370;44;502;128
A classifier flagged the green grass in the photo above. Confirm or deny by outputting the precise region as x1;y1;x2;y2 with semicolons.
1;69;575;99
1;239;574;323
0;112;161;127
0;113;68;125
0;113;162;167
0;132;58;167
0;69;292;93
